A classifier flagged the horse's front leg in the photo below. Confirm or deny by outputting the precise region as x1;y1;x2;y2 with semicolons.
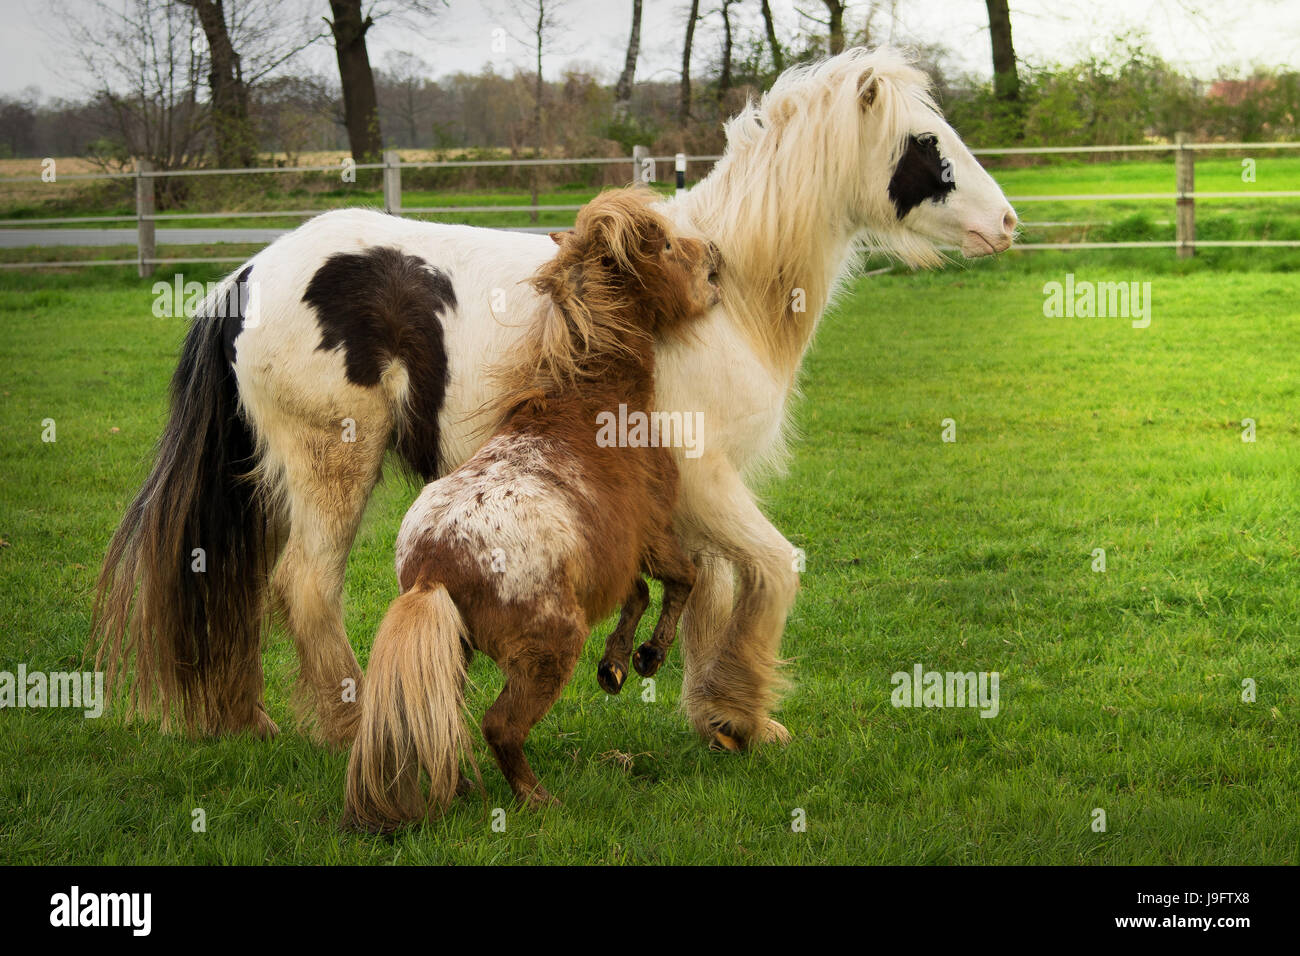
675;451;796;751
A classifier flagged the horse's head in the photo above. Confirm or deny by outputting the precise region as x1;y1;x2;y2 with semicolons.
839;49;1017;260
866;72;1016;259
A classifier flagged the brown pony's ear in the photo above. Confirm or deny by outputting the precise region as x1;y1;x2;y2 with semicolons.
548;231;571;245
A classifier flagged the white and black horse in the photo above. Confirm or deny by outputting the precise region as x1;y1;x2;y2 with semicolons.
94;47;1017;750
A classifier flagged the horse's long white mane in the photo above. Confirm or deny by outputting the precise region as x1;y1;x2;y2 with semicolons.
673;47;944;377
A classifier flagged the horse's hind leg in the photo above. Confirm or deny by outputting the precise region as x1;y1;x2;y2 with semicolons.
597;578;650;694
482;614;585;807
633;529;697;679
269;418;389;749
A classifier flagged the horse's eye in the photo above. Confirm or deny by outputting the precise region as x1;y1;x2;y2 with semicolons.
665;240;672;252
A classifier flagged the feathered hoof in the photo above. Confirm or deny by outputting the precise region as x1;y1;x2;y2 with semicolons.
761;718;792;745
338;806;407;835
252;704;280;740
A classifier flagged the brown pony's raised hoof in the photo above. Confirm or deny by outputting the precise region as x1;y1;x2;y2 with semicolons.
631;642;666;677
597;659;627;694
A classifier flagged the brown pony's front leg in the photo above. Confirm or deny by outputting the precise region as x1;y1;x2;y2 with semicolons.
633;529;697;679
597;578;650;694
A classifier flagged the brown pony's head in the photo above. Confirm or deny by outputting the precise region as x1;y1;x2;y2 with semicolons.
486;187;718;418
536;185;719;337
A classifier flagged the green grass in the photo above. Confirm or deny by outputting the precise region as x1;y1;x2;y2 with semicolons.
1;257;1298;864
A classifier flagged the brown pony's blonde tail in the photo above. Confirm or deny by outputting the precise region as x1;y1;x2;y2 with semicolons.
343;583;469;832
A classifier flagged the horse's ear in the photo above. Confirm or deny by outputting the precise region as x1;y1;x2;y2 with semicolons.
548;231;572;245
858;72;880;109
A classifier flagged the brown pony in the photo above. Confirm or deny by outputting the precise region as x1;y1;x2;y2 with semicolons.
342;187;718;831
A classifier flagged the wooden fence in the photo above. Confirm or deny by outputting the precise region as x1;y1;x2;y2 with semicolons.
0;139;1297;273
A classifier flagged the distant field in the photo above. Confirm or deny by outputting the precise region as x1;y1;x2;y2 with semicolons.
1;260;1297;863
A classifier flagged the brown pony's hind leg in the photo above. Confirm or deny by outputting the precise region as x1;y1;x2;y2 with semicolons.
270;421;388;749
597;578;650;694
482;614;585;808
633;529;697;680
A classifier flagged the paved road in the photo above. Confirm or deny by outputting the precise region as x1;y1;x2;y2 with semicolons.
0;225;557;247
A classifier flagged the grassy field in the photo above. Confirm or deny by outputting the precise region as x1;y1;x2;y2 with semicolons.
1;249;1297;864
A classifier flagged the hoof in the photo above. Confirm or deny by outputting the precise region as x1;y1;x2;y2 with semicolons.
339;807;404;835
761;718;792;745
597;659;626;694
632;642;665;677
709;728;744;752
710;731;742;752
252;704;280;740
523;785;559;809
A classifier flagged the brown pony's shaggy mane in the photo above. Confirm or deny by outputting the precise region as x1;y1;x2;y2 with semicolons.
485;185;705;423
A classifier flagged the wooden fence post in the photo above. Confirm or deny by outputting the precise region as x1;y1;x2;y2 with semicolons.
633;144;650;184
1175;132;1194;259
134;158;155;279
383;149;401;215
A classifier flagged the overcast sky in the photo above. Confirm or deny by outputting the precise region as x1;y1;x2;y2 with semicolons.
2;0;1297;101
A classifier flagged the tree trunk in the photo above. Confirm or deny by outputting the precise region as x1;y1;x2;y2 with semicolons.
531;2;544;224
679;0;699;124
760;0;783;74
180;0;255;167
822;0;845;55
328;0;382;161
718;0;735;105
985;0;1020;103
613;0;642;119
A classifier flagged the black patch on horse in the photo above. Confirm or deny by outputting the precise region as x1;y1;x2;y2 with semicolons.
887;133;955;219
303;246;454;480
221;265;254;366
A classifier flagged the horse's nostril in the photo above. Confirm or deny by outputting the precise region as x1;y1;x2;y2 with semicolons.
1003;209;1018;234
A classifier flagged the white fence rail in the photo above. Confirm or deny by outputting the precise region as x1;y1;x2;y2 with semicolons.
0;140;1297;273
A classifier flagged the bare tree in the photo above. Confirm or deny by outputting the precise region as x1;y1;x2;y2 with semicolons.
58;0;208;186
680;0;701;123
379;51;432;146
613;0;643;119
177;0;254;166
325;1;447;161
796;0;846;54
717;0;740;104
178;0;321;167
326;0;383;159
759;0;784;73
0;96;38;158
985;0;1020;103
504;0;571;221
822;0;846;54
